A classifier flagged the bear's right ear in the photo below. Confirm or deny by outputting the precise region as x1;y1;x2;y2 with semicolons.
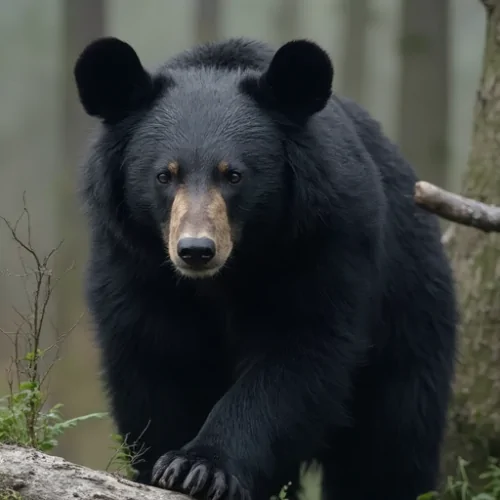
74;37;156;123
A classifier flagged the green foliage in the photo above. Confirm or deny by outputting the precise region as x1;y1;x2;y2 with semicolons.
271;481;292;500
443;457;500;500
0;371;107;452
418;493;439;500
106;432;141;480
416;458;500;500
105;420;151;480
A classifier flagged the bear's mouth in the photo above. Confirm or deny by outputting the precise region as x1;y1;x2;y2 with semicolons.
171;261;224;279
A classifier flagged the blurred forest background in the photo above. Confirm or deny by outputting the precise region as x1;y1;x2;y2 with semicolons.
0;0;492;495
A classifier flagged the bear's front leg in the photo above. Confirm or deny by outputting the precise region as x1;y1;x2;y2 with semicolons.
152;324;363;500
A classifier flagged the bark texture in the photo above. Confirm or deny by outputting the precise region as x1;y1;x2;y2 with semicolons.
0;444;190;500
443;0;500;477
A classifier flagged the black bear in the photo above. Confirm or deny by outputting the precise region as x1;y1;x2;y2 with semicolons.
74;36;457;500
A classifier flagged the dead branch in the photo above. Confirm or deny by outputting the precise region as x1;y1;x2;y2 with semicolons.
414;180;500;232
0;444;191;500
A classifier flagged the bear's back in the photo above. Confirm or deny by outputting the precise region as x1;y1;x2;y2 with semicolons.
335;95;454;357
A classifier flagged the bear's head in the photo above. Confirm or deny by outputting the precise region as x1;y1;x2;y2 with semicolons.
74;37;334;279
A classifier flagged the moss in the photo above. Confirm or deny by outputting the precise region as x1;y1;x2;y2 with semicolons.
0;473;30;500
0;491;23;500
0;474;23;500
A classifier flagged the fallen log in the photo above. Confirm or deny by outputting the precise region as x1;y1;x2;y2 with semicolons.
0;444;190;500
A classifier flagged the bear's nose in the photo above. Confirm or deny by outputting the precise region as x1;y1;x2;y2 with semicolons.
177;237;216;266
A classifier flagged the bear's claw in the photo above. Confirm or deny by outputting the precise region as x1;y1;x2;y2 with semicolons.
152;450;249;500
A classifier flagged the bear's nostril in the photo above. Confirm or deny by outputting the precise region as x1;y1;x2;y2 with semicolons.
177;237;216;266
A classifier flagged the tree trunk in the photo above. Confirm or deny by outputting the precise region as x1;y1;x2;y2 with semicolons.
443;0;500;480
195;0;220;44
398;0;450;189
274;0;300;44
339;0;369;104
52;0;111;468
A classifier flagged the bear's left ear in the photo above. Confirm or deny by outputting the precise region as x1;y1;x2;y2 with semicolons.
243;40;334;122
74;37;157;123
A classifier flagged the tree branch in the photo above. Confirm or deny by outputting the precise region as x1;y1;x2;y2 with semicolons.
414;180;500;232
0;444;191;500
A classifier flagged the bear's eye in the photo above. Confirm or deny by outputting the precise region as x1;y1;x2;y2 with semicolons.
157;172;171;184
227;170;242;185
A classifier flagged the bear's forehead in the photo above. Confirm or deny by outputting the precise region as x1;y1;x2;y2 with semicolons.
136;70;272;150
156;70;250;122
126;70;277;168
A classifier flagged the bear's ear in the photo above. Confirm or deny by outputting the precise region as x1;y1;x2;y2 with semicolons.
74;37;156;123
244;40;333;123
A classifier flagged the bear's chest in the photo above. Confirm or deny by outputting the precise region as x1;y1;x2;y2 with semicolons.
192;279;260;377
193;280;238;341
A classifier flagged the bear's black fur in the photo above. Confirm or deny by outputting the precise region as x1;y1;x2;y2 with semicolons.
74;36;457;500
